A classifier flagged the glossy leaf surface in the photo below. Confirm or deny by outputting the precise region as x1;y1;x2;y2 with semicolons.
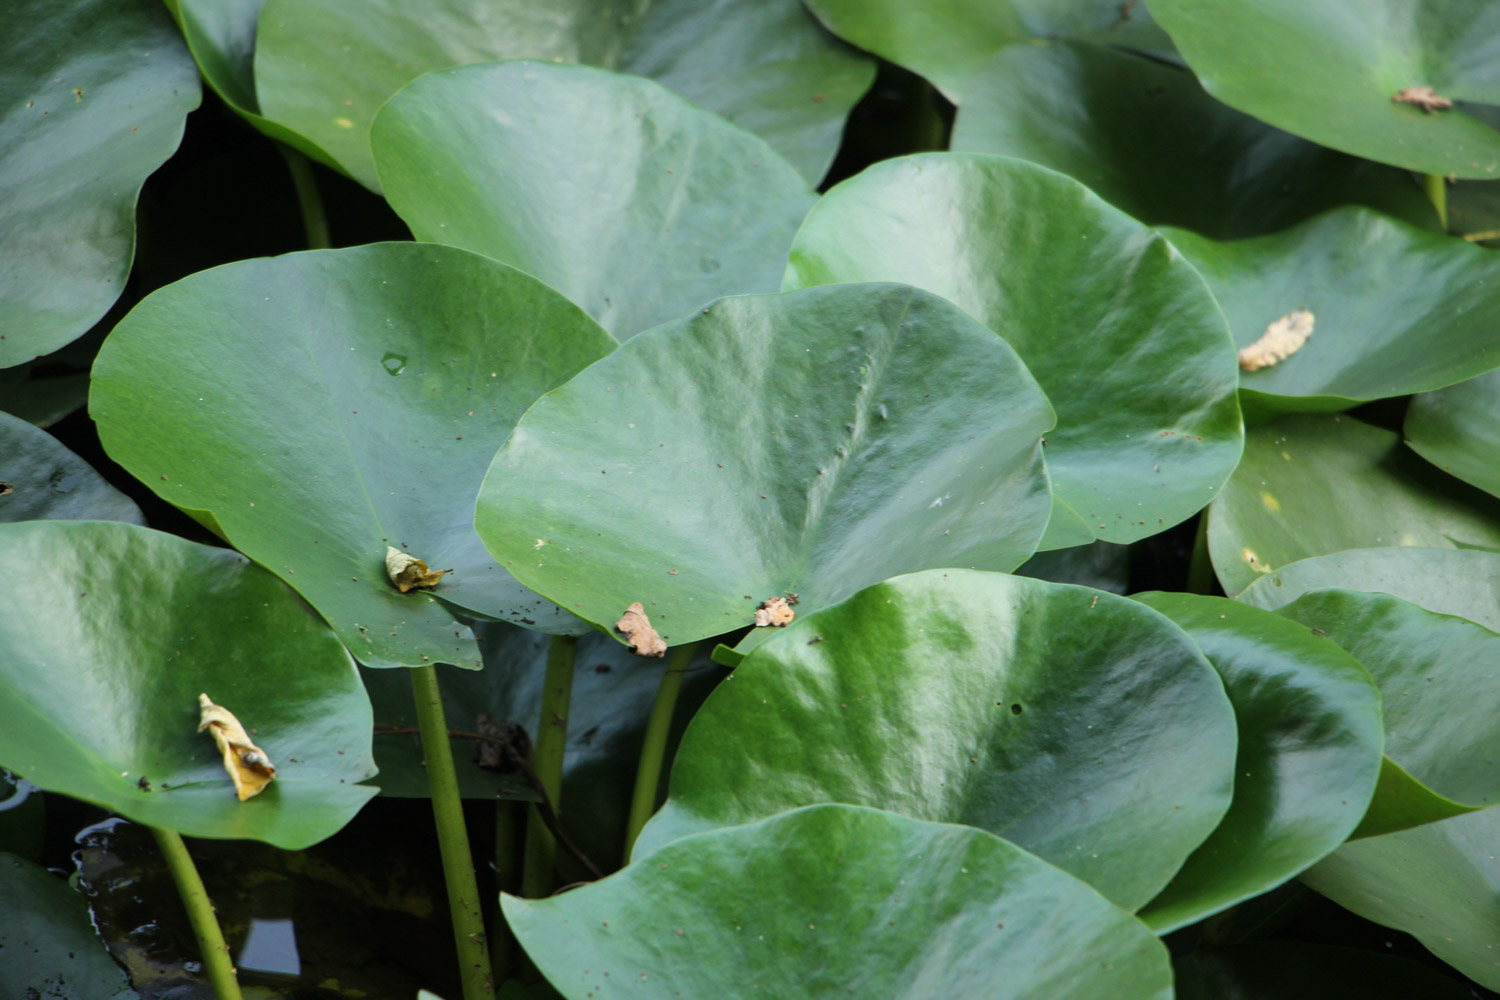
952;42;1433;240
1131;593;1382;932
1406;369;1500;499
1175;942;1473;1000
1207;414;1500;596
0;410;142;524
0;521;376;848
506;805;1174;1000
373;62;816;341
92;244;614;669
1;0;199;367
255;0;869;187
637;570;1236;910
0;853;137;1000
477;284;1055;647
1148;0;1500;178
785;153;1242;548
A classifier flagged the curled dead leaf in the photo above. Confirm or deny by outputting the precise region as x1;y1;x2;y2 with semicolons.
615;601;667;657
385;546;450;592
0;482;12;496
1392;86;1453;113
197;693;275;801
754;595;796;627
1238;309;1314;372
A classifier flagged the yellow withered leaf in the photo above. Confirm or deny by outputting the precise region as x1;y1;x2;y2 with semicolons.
615;601;667;658
385;546;449;592
197;693;275;801
1238;309;1314;372
754;595;796;627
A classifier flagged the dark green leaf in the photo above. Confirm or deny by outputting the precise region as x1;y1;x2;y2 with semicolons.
1175;942;1473;1000
505;805;1174;1000
0;410;142;524
0;853;137;1000
1406;369;1500;499
475;284;1055;648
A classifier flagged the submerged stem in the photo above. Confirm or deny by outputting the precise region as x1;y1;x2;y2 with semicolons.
411;664;494;1000
521;634;577;898
490;799;523;980
623;642;698;859
1186;511;1215;596
277;145;331;250
1424;172;1448;231
149;827;243;1000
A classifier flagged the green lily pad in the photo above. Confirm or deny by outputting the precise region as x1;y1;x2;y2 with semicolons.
91;243;615;669
0;520;376;848
1130;593;1382;932
372;61;816;342
253;0;870;188
1406;369;1500;499
1207;414;1500;596
0;853;138;1000
1239;547;1500;632
1272;589;1500;838
505;805;1174;1000
475;284;1055;649
636;570;1236;910
784;153;1243;548
1147;0;1500;178
0;410;142;524
1175;942;1474;999
801;0;1174;103
952;42;1434;239
1;0;200;368
1161;208;1500;419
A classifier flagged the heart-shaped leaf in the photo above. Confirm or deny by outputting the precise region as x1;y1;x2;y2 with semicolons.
372;61;816;342
636;570;1236;910
475;283;1055;649
0;520;376;848
1406;369;1500;500
0;853;138;1000
92;243;615;669
1175;942;1474;1000
254;0;870;188
1;0;200;368
1207;414;1500;596
1161;208;1500;420
784;153;1243;548
951;42;1434;239
1130;593;1382;932
505;804;1174;1000
0;410;142;524
1147;0;1500;178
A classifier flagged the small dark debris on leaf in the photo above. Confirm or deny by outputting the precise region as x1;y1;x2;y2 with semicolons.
0;482;11;496
475;713;532;773
807;635;823;645
137;776;150;790
1392;86;1453;112
754;596;795;627
616;601;667;657
1311;627;1327;636
594;663;612;674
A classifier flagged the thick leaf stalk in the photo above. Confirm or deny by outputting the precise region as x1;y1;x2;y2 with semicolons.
623;642;697;858
149;827;243;1000
521;635;577;898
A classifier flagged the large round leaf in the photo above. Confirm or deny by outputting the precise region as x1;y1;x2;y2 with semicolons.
952;42;1433;240
1240;547;1500;632
636;570;1237;910
784;153;1243;548
254;0;870;188
372;61;816;342
1406;369;1500;499
0;410;142;524
1148;0;1500;178
0;853;138;1000
1130;593;1382;932
1207;414;1500;596
1175;942;1474;1000
475;283;1055;648
1163;208;1500;419
0;0;199;368
92;243;615;669
505;805;1173;1000
0;521;376;848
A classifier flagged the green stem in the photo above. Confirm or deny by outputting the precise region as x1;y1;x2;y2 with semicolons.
1186;511;1214;595
277;145;331;250
1424;172;1448;231
489;800;522;981
623;642;698;859
521;635;577;898
411;664;494;1000
149;827;243;1000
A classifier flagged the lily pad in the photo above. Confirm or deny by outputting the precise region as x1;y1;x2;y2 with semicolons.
635;570;1236;911
1131;593;1382;933
952;42;1434;239
1175;941;1474;999
372;61;816;341
91;243;615;669
1161;208;1500;419
1406;369;1500;500
0;520;376;849
784;153;1243;548
504;804;1174;1000
0;0;200;368
0;410;142;524
475;284;1055;649
0;853;138;1000
1207;414;1500;596
254;0;871;188
1147;0;1500;178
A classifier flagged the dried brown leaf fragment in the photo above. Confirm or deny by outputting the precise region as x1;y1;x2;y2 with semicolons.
754;595;796;627
385;545;450;592
1238;309;1315;372
1392;86;1453;113
197;693;275;801
615;601;667;657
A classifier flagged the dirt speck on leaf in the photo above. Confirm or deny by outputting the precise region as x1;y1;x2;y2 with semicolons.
1392;86;1453;112
615;602;667;657
1238;309;1314;372
754;596;795;627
